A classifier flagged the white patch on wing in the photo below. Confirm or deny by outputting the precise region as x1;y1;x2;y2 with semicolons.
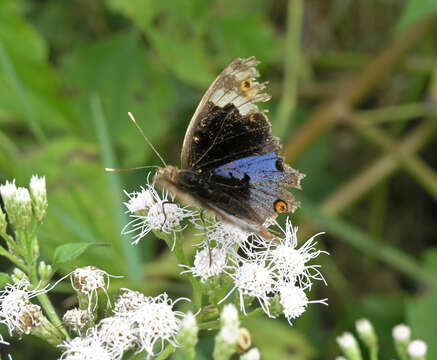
208;57;271;115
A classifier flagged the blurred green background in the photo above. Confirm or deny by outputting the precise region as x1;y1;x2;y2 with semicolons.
1;0;437;359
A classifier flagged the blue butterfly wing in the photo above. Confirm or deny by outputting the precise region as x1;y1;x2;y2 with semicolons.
156;57;304;236
213;152;303;222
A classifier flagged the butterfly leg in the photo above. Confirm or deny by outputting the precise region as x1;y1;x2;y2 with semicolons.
160;200;177;230
199;210;212;266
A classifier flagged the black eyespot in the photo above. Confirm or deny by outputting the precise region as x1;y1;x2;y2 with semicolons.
275;159;284;171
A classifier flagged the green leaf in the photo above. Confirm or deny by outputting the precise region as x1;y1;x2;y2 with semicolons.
60;32;176;164
396;0;437;33
211;14;279;68
53;242;104;268
0;0;74;136
107;0;214;87
0;272;11;287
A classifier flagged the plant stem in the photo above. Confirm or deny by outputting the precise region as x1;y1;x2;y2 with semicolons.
29;270;70;340
155;345;175;360
0;245;26;270
172;233;202;309
275;0;303;135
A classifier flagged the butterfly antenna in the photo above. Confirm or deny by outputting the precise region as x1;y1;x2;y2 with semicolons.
128;112;167;167
105;165;160;172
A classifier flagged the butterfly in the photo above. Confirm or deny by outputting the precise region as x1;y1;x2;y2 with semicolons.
154;56;304;239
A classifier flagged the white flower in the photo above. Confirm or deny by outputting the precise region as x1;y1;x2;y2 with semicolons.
0;280;44;335
58;330;112;360
97;315;137;358
122;178;195;245
71;267;112;311
123;187;154;214
392;323;411;341
113;288;148;314
279;284;328;325
408;340;427;358
133;293;185;355
207;221;250;250
222;261;275;316
63;308;93;333
267;219;327;287
182;247;228;282
114;291;186;356
29;175;47;221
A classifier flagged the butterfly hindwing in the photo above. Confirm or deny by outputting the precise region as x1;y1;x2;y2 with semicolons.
213;152;303;223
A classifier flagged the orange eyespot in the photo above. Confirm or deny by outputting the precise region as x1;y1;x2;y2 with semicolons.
274;199;288;214
241;80;252;91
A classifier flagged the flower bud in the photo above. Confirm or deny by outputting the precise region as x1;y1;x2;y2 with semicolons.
336;332;363;360
355;319;377;353
38;261;53;282
213;304;240;360
392;323;411;358
408;339;427;360
3;186;32;229
178;311;198;355
11;268;29;284
29;175;47;222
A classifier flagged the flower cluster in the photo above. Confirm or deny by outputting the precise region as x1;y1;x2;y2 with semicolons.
124;175;328;325
59;289;186;359
336;319;428;360
0;175;47;229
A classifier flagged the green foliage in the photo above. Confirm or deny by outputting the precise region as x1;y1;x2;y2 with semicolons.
52;242;105;269
396;0;437;33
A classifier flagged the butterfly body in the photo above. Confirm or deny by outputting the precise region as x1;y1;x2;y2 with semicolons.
155;57;304;238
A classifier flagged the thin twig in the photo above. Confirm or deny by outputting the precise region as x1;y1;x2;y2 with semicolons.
321;119;437;215
283;15;437;162
351;119;437;202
